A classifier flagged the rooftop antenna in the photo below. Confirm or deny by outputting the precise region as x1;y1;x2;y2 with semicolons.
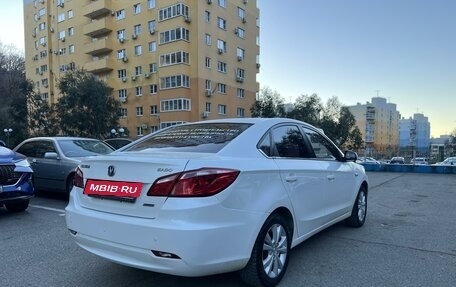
375;90;380;97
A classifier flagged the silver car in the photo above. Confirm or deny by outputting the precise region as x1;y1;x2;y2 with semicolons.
14;137;114;194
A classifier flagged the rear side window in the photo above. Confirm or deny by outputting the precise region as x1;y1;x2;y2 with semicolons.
125;123;252;153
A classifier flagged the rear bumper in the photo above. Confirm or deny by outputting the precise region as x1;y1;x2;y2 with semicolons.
65;192;265;277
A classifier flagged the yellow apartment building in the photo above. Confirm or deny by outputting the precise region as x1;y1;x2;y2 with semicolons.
23;0;260;138
347;97;401;158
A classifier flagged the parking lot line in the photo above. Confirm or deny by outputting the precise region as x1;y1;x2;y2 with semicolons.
30;204;66;214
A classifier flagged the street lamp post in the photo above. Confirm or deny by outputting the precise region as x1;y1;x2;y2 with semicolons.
3;128;12;147
111;127;125;138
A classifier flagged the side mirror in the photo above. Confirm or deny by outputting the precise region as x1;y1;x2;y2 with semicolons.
344;150;358;162
44;152;60;160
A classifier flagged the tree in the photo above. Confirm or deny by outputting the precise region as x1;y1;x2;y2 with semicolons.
251;87;286;118
287;93;323;126
55;68;120;138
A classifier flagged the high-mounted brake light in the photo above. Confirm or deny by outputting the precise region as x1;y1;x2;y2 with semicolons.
147;168;240;197
73;167;84;188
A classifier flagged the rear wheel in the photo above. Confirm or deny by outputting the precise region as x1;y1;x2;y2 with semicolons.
345;186;367;227
240;214;291;287
5;199;30;212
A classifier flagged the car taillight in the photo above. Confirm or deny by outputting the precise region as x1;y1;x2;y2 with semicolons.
147;168;240;197
73;167;84;188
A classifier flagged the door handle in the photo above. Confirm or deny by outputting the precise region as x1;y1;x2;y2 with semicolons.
327;175;335;181
285;176;297;182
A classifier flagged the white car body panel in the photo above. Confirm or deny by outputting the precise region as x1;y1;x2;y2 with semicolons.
65;118;368;278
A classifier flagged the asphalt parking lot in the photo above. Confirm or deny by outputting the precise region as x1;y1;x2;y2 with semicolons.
1;172;455;287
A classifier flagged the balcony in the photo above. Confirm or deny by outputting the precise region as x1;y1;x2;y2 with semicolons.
84;37;114;55
83;0;112;19
84;57;114;74
83;18;112;38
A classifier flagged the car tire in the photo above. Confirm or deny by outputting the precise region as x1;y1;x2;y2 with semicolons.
240;214;291;287
345;186;367;227
5;199;30;212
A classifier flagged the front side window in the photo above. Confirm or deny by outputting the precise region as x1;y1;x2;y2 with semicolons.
271;125;311;158
302;127;342;160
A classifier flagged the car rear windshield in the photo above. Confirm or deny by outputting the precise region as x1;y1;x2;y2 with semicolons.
125;123;252;153
59;140;114;157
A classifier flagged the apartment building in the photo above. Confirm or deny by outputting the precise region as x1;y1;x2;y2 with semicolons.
347;97;401;158
23;0;260;138
399;113;431;157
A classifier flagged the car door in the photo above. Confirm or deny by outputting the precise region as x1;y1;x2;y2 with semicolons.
269;124;331;237
301;127;357;220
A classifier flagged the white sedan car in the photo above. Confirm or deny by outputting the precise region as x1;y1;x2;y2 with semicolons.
66;118;368;287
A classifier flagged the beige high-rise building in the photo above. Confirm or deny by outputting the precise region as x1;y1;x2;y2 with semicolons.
347;97;401;158
23;0;260;138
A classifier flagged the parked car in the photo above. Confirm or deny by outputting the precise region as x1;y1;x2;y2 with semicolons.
357;157;381;164
0;140;5;147
14;137;114;194
66;118;368;287
433;157;456;166
390;156;405;164
103;138;133;150
0;146;34;212
410;157;428;165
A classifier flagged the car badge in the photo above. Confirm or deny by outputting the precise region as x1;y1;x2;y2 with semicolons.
108;165;116;177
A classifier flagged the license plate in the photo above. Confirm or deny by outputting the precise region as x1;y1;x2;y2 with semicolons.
84;179;143;198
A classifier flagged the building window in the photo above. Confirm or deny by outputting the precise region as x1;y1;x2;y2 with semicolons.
119;108;127;117
58;30;66;40
205;57;211;68
150;105;158;115
205;102;211;112
117;29;125;40
159;27;190;44
39;22;46;30
218;0;226;8
235;27;245;38
159;51;189;66
148;41;157;52
217;39;226;52
150;84;158;94
217;83;226;94
136;106;143;116
135;86;142;96
237;47;245;59
160;98;191;111
117;69;127;78
217;61;227;73
160;121;186;129
237;88;245;98
134;45;142;56
133;24;141;36
38;8;46;17
136;126;144;136
205;80;212;90
119;89;127;100
205;34;211;46
148;20;156;33
67;10;73;19
133;3;141;14
41;93;49;101
117;49;126;59
148;0;156;9
135;66;142;75
204;11;210;22
159;3;189;21
217;17;226;30
237;108;245;117
116;10;125;20
218;104;227;115
160;75;190;89
238;7;245;18
57;12;65;22
68;27;74;36
149;63;157;73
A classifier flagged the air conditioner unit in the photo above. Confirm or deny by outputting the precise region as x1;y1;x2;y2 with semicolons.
121;77;127;82
41;42;46;47
122;56;128;62
132;34;137;40
184;15;191;23
205;89;212;97
256;63;261;69
43;84;48;88
39;71;43;75
243;0;248;4
141;124;148;130
237;56;243;61
202;111;209;118
54;51;58;55
57;2;64;8
32;32;36;38
207;0;212;4
236;76;244;83
61;37;65;42
111;11;116;16
40;0;44;3
218;48;223;54
50;27;54;33
149;29;155;35
144;73;150;78
242;17;247;23
234;28;239;35
120;97;127;103
119;37;125;43
131;75;137;81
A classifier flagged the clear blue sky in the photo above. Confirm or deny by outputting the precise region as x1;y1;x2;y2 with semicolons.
1;1;455;137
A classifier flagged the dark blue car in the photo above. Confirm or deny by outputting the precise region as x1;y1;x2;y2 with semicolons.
0;146;34;212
